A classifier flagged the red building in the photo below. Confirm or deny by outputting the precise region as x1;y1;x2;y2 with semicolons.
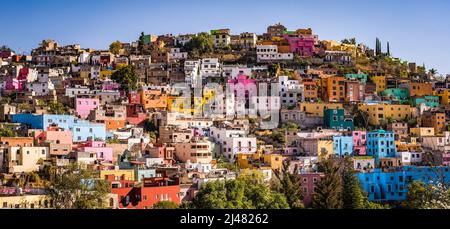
128;91;141;104
345;79;364;103
300;172;324;207
107;173;181;209
126;104;147;126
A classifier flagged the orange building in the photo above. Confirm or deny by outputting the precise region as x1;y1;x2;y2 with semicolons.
303;79;319;101
421;112;446;134
105;120;126;131
409;82;433;97
0;137;34;147
141;89;168;110
321;76;345;102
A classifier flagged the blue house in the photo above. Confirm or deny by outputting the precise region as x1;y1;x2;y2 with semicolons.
12;114;74;130
12;114;106;142
135;169;157;182
366;130;396;165
357;166;450;201
72;119;106;142
333;135;354;156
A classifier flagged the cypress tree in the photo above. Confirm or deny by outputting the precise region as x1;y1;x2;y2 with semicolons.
312;157;342;209
387;42;390;56
342;157;365;209
273;161;304;209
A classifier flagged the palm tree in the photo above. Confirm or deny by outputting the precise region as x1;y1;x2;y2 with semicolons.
429;68;437;76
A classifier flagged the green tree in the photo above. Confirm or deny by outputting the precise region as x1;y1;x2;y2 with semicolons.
46;163;111;209
109;40;122;55
312;157;342;209
0;45;14;52
341;38;356;45
111;65;138;93
405;180;450;209
185;32;214;55
273;161;304;209
138;32;146;52
429;68;438;76
0;128;15;137
191;170;289;209
152;201;179;209
47;101;69;114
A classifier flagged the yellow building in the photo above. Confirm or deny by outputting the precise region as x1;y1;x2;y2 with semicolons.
237;153;283;172
318;139;334;161
100;70;113;80
395;140;422;152
321;40;340;50
299;102;343;117
370;75;386;93
0;195;50;209
99;169;135;181
410;127;435;137
358;103;412;125
168;89;217;116
434;89;450;106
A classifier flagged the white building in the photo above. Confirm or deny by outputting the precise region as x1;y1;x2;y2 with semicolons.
222;65;253;79
7;146;50;173
78;52;91;64
211;29;231;48
174;34;194;46
209;126;257;162
396;151;423;165
324;51;352;64
65;85;91;98
238;32;257;49
184;60;201;87
279;75;304;106
168;48;188;61
27;80;55;96
185;160;212;173
90;66;101;79
200;58;221;78
256;45;293;63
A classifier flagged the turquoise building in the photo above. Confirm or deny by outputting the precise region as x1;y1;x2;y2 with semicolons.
381;88;409;101
333;135;354;156
324;109;354;131
345;73;368;84
412;96;440;108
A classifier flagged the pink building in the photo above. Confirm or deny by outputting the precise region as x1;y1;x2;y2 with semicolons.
353;131;367;156
79;140;113;163
283;35;315;57
102;80;121;91
443;153;450;166
227;74;257;110
227;74;256;86
4;78;23;91
35;125;73;145
300;172;324;206
75;98;100;119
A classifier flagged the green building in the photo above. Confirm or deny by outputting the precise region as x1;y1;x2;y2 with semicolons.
381;88;409;102
412;96;440;108
345;73;368;84
324;109;354;131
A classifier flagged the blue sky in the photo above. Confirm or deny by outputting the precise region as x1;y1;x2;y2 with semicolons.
1;0;449;74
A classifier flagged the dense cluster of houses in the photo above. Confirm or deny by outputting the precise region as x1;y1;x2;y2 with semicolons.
1;23;450;209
